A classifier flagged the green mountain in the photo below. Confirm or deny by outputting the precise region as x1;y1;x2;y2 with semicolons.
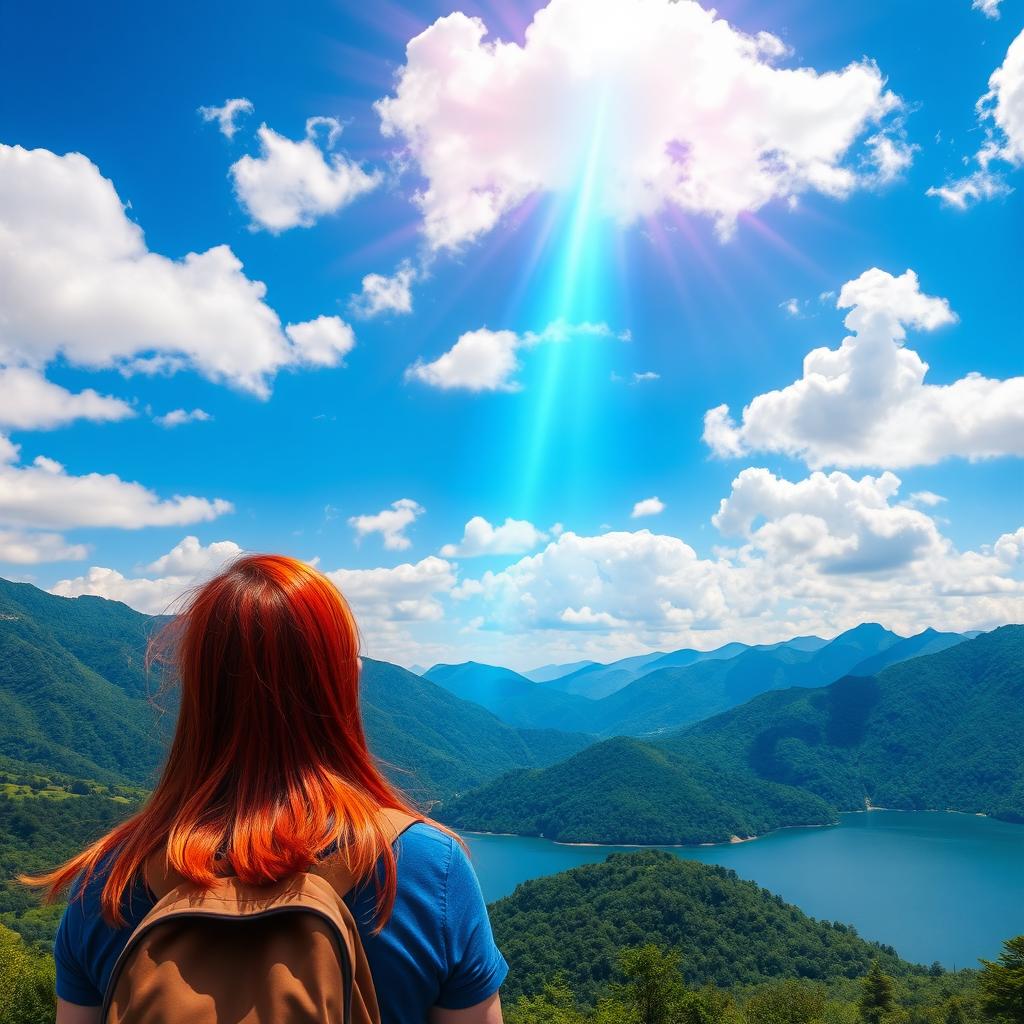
522;659;597;683
666;625;1024;819
488;850;922;1004
846;627;966;677
542;651;670;699
423;661;594;729
439;735;833;844
443;627;1023;843
0;579;168;785
0;578;593;803
359;659;592;800
576;622;903;737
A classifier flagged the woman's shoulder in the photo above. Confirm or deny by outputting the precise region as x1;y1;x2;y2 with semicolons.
394;821;458;879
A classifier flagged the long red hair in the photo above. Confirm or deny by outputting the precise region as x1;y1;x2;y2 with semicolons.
27;554;428;928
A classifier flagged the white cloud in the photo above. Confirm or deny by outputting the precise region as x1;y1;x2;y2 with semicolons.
0;443;231;530
326;555;456;623
348;498;424;551
926;170;1012;209
52;536;244;614
0;142;355;398
713;468;946;574
631;497;666;518
230;118;381;231
198;98;254;139
145;535;243;575
909;490;946;508
376;0;904;250
407;327;521;392
283;316;356;367
440;516;548;557
0;530;88;565
0;367;134;431
349;261;416;317
703;268;1024;468
973;0;1003;19
406;320;619;392
781;298;802;317
928;28;1024;206
154;408;212;428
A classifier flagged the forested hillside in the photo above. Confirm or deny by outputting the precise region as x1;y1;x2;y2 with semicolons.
489;850;923;1004
0;578;593;805
440;736;833;844
668;625;1024;818
443;628;1023;843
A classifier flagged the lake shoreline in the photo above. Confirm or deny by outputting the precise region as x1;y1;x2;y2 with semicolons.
460;807;998;850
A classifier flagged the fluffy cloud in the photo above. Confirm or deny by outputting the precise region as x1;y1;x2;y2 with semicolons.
704;268;1024;468
145;535;243;575
407;327;520;392
0;142;356;398
51;536;244;614
440;516;548;557
348;498;424;550
713;468;946;574
928;28;1024;207
406;320;619;392
349;261;416;317
283;316;356;367
0;530;88;565
230;118;381;231
973;0;1003;16
198;98;254;139
0;367;134;431
376;0;904;250
631;497;666;518
0;441;231;530
154;408;212;428
326;555;456;623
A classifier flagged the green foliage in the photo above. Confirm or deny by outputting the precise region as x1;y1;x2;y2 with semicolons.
488;851;914;1006
0;756;144;948
979;935;1024;1023
441;736;834;844
668;627;1024;823
859;961;898;1023
0;925;54;1024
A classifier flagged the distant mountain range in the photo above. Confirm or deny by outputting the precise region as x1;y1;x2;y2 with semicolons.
425;623;972;736
442;627;1024;843
0;578;590;801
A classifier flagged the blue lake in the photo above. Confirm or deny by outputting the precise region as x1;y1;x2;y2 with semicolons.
464;811;1024;969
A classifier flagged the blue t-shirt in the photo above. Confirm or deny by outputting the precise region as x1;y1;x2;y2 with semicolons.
54;823;507;1022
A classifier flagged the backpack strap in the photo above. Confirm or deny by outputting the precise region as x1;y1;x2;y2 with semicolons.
312;808;420;899
144;809;421;902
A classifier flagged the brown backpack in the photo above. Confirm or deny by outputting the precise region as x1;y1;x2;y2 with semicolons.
100;810;418;1024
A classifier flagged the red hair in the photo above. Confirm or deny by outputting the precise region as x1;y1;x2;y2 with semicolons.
27;554;432;928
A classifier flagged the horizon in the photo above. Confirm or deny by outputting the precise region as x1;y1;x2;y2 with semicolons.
1;0;1022;671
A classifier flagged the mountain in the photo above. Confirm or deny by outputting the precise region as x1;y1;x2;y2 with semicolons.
541;652;669;698
360;659;592;800
0;578;168;785
579;622;903;737
439;735;833;844
489;850;920;1004
666;625;1024;818
423;661;594;729
522;659;596;683
847;627;967;677
443;627;1023;843
0;578;593;803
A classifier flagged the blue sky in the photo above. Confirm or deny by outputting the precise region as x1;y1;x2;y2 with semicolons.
0;0;1021;668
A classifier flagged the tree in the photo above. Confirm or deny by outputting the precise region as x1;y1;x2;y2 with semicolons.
504;975;589;1024
611;945;689;1024
980;935;1024;1023
859;960;897;1024
745;979;827;1024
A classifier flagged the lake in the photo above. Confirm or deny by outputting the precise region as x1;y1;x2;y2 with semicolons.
464;810;1024;969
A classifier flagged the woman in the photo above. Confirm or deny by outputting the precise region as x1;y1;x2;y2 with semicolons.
30;554;506;1023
